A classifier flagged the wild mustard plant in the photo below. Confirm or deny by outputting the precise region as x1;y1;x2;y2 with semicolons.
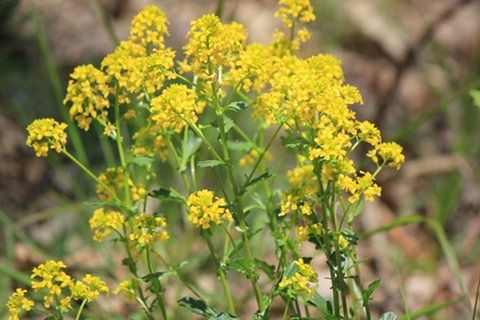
13;1;405;319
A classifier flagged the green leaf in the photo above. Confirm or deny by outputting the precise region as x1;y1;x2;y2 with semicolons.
227;140;252;151
223;116;235;133
130;155;154;167
198;159;225;168
241;172;271;194
142;271;172;282
362;279;381;306
183;133;203;161
178;296;217;317
226;258;255;279
470;89;480;108
226;101;248;112
347;198;364;223
122;258;137;274
149;187;185;203
380;312;398;320
283;261;300;279
208;312;239;320
254;259;275;279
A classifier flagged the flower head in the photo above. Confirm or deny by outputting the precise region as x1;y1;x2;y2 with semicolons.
96;167;146;203
89;208;125;242
7;289;34;320
182;14;247;79
114;279;141;300
150;84;203;133
279;258;318;298
26;118;67;157
70;274;109;302
129;213;169;247
275;0;316;29
129;5;169;50
64;65;110;131
187;190;233;229
368;142;405;169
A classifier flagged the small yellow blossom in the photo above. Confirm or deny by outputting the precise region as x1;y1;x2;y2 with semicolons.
275;0;316;29
129;213;169;247
114;279;141;300
338;234;349;249
150;84;203;133
287;164;317;195
26;118;67;157
132;127;169;161
368;142;405;169
356;121;381;146
64;64;110;131
279;258;318;298
129;5;169;50
89;208;125;242
7;289;34;320
70;274;109;302
96;167;146;203
187;190;233;229
182;14;247;79
297;223;322;242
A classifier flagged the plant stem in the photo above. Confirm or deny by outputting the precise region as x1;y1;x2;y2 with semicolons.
166;136;191;193
146;247;168;320
114;92;131;206
75;299;87;320
203;233;236;315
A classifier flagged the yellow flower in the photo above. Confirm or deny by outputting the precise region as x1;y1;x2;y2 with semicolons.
132;126;169;161
129;5;169;51
279;258;318;298
26;118;67;157
309;118;352;161
297;223;322;242
114;279;141;300
368;142;405;169
356;121;381;146
287;164;317;195
102;41;175;103
187;190;233;229
182;14;247;79
339;172;381;203
89;208;125;242
96;167;146;203
129;213;169;247
150;84;203;133
31;260;72;293
275;0;315;29
7;289;34;320
64;64;110;131
338;234;349;249
229;43;274;92
70;274;109;302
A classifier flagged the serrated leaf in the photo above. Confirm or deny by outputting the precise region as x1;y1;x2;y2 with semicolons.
241;172;271;194
209;312;239;320
379;312;398;320
178;296;216;317
198;159;225;168
226;258;255;279
226;101;248;112
149;187;185;202
362;279;381;306
470;89;480;108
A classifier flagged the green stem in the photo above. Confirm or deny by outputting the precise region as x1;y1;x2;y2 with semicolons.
203;233;236;315
146;247;168;320
62;150;119;201
75;299;87;320
114;93;131;206
166;136;191;193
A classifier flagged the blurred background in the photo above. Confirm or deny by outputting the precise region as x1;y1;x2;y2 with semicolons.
1;0;480;319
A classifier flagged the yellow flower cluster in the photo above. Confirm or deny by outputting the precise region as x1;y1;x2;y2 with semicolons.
64;64;110;131
280;164;318;216
337;172;382;203
114;278;141;300
96;167;146;203
89;208;125;242
70;274;109;302
187;190;233;229
182;14;247;79
17;260;108;314
128;213;169;247
129;5;169;50
275;0;316;29
132;126;169;161
279;258;318;298
26;118;67;157
368;142;405;169
6;289;34;320
338;234;349;249
297;223;322;242
150;84;204;133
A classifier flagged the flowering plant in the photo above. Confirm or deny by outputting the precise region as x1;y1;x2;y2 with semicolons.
11;1;404;319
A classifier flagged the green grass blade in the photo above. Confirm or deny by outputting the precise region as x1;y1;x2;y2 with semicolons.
0;264;31;286
360;215;424;239
427;219;470;306
473;276;480;320
398;297;464;320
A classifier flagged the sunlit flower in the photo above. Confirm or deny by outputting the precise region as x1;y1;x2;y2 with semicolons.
26;118;67;157
187;190;233;229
